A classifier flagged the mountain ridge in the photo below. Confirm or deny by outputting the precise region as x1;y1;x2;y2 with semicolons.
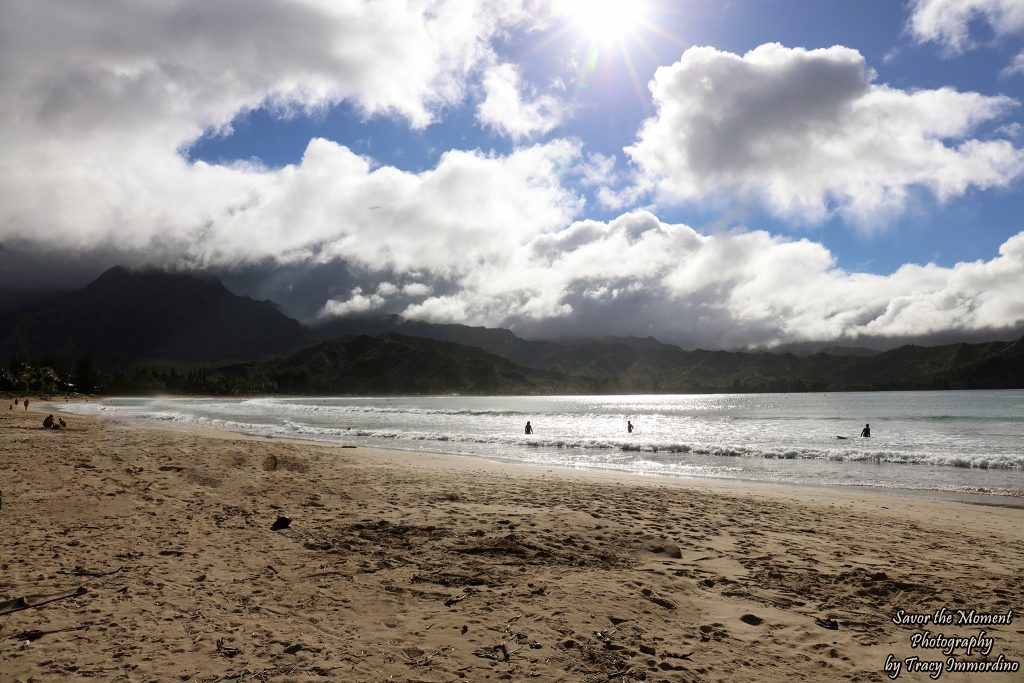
2;267;1022;394
0;266;314;368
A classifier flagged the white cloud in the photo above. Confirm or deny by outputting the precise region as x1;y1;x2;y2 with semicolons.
577;153;618;188
0;0;583;271
402;283;434;297
575;153;654;211
1004;50;1024;77
0;0;557;140
0;133;584;275
908;0;1024;52
319;280;435;319
403;296;473;323
375;282;401;298
476;63;567;139
396;211;1024;347
320;287;386;317
624;43;1024;225
996;121;1024;139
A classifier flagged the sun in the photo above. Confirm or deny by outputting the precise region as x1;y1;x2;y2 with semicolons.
541;0;673;95
561;0;649;45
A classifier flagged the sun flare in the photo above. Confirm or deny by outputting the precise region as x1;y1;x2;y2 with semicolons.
561;0;649;44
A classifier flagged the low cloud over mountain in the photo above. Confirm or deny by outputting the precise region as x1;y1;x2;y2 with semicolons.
1;2;1022;350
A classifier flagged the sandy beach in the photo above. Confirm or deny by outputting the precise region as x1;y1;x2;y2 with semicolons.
2;405;1022;682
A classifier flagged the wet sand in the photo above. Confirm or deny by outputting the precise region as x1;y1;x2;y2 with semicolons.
1;405;1022;682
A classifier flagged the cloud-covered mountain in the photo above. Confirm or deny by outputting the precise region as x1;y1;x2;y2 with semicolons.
3;267;1021;395
1;2;1022;351
0;266;313;368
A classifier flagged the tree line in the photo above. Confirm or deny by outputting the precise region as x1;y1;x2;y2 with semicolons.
1;352;267;396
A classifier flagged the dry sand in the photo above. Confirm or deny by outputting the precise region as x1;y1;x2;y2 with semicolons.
1;404;1022;682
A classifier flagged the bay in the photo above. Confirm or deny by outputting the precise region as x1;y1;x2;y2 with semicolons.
61;390;1024;498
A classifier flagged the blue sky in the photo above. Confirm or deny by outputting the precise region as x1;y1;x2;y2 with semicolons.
2;0;1023;348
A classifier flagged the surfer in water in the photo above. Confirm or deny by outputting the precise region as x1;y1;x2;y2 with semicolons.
524;421;533;435
627;420;634;434
860;423;871;437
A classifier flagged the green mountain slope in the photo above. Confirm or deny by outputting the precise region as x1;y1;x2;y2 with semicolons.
218;333;591;395
530;337;1024;392
312;314;561;367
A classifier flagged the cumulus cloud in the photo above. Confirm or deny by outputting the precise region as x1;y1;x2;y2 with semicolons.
624;43;1024;225
391;211;1024;348
477;63;567;139
319;281;435;318
908;0;1024;52
0;0;568;252
320;287;387;317
1004;50;1024;77
0;0;582;269
1;133;584;275
0;0;556;139
2;4;1023;350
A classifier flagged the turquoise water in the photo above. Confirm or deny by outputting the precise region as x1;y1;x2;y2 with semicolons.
61;391;1024;497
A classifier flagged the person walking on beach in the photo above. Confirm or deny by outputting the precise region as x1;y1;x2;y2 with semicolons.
627;420;634;434
524;420;533;435
23;398;29;411
860;423;870;437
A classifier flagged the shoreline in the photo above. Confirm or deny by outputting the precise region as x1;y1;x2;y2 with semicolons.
46;398;1024;509
2;406;1022;681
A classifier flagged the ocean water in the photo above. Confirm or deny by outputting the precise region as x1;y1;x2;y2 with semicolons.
58;391;1024;498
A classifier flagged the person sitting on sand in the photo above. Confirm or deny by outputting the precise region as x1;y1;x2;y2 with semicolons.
860;423;870;437
42;414;54;429
524;421;533;435
58;417;67;429
627;420;634;434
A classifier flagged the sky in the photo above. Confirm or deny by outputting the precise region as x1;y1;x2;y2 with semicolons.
1;0;1023;349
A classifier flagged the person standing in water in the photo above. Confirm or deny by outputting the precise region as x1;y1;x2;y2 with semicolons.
860;423;871;437
627;420;634;434
524;421;533;435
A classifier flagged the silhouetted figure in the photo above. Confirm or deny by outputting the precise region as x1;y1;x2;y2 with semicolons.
524;421;533;435
23;398;29;411
627;420;634;434
42;414;54;429
860;423;871;437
